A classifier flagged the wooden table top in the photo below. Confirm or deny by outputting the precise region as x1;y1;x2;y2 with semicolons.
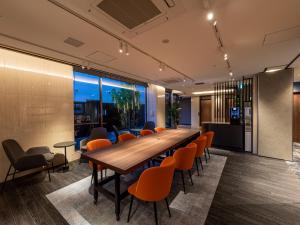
82;128;200;174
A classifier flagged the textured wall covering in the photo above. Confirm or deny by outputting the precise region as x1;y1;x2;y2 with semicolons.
0;48;79;182
147;84;165;127
258;69;293;160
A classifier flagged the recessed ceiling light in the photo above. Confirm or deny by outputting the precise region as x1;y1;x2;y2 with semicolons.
265;68;282;73
229;72;233;76
206;12;214;21
265;65;286;73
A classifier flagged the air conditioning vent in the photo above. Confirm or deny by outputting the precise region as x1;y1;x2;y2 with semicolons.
194;82;205;85
97;0;161;30
64;37;84;47
160;78;182;84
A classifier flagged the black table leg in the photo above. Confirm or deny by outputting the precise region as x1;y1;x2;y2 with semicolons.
93;163;98;204
114;172;121;221
62;146;69;171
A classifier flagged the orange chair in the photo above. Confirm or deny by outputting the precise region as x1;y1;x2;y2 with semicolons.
118;133;136;142
140;129;154;136
202;131;215;159
173;143;197;193
154;127;166;133
192;135;207;176
86;139;112;183
127;157;176;225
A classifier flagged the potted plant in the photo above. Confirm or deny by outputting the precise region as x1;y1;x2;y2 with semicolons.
169;102;181;128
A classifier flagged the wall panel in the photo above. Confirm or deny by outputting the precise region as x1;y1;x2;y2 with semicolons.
147;84;165;127
258;69;293;160
0;48;78;182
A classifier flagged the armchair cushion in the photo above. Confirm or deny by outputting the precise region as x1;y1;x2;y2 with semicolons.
2;139;25;165
14;154;48;171
27;146;51;155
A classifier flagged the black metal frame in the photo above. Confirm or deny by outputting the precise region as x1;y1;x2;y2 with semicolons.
92;164;127;221
127;195;171;225
90;131;200;221
1;164;52;192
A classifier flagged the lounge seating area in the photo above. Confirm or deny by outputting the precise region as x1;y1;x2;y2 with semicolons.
1;1;300;225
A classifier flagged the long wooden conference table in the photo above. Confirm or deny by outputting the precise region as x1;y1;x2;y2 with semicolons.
82;128;200;221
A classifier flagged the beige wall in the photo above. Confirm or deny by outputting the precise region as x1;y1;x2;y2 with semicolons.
147;84;165;127
191;96;199;129
0;48;79;182
257;69;293;160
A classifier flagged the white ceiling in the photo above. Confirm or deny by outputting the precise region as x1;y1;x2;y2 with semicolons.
0;0;299;94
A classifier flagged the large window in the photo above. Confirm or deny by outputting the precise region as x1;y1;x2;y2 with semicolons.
102;77;146;130
73;70;146;148
74;72;100;148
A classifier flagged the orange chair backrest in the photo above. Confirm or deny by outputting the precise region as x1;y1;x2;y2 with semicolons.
86;139;112;168
140;129;154;136
118;133;136;142
154;127;166;133
173;145;197;170
203;131;214;148
135;157;175;201
193;135;207;157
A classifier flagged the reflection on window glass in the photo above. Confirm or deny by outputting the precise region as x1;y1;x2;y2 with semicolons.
74;72;100;148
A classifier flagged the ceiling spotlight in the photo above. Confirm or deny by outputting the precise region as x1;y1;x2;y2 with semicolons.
119;40;123;53
183;79;186;82
213;20;217;26
229;72;233;76
159;62;165;72
125;43;130;56
81;65;85;69
206;11;214;21
224;53;228;60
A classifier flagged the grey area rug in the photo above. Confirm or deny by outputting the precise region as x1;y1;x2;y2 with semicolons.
46;154;227;225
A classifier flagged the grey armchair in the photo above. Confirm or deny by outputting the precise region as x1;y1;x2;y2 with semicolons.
143;121;156;132
79;127;108;150
79;127;108;164
1;139;54;192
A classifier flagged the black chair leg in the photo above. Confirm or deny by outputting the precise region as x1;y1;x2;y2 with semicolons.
204;151;208;164
188;170;193;186
12;169;16;181
91;172;94;184
47;169;51;182
127;195;134;223
199;158;204;171
195;159;200;176
165;198;171;217
1;165;12;192
153;202;158;225
100;170;103;181
52;162;55;173
181;171;186;193
207;148;211;159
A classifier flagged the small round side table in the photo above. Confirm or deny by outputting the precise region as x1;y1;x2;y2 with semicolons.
53;141;75;171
